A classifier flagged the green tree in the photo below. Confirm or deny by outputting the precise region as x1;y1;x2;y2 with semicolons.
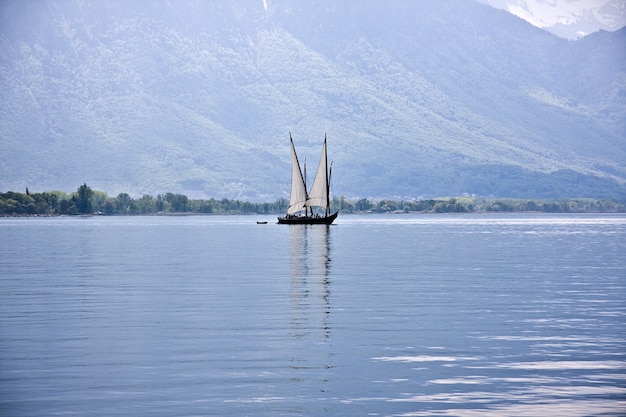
172;194;189;212
165;193;188;212
116;193;133;214
136;194;156;214
355;198;372;212
156;194;167;212
103;198;117;215
76;183;93;214
91;190;108;213
31;192;58;214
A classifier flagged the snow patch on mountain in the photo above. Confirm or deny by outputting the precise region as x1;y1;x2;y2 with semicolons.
481;0;626;39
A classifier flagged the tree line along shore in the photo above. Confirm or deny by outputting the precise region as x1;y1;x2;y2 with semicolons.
1;184;625;216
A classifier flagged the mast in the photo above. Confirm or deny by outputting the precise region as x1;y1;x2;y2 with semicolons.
305;135;330;215
304;157;310;218
325;134;330;216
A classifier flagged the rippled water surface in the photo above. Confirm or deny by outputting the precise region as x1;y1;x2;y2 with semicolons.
1;214;625;416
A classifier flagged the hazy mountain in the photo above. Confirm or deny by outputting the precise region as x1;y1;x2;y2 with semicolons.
481;0;626;39
1;0;625;201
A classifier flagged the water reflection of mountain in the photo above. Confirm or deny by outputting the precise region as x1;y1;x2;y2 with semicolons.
290;225;332;340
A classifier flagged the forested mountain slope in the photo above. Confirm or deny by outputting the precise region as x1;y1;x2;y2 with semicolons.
1;0;625;199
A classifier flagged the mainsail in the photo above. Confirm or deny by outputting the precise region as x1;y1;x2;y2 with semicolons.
287;135;307;215
305;136;329;214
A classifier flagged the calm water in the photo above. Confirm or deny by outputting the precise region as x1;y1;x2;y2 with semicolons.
1;214;625;416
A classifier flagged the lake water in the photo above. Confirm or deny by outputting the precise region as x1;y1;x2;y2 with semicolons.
1;214;625;416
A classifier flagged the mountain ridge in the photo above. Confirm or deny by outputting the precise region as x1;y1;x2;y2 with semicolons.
1;0;625;200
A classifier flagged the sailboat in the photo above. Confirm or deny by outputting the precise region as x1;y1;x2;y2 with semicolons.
278;133;339;225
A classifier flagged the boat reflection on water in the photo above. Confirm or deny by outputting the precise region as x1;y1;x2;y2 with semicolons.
289;224;331;339
288;224;333;380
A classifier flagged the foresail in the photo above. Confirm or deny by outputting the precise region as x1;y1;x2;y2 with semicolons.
305;139;328;210
287;138;307;214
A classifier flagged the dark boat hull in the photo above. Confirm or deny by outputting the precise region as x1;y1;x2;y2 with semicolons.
277;211;338;225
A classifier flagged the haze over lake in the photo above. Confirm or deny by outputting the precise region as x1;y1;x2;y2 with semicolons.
1;214;625;416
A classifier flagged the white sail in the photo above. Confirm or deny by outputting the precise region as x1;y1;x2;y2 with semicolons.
287;137;307;214
305;138;329;211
